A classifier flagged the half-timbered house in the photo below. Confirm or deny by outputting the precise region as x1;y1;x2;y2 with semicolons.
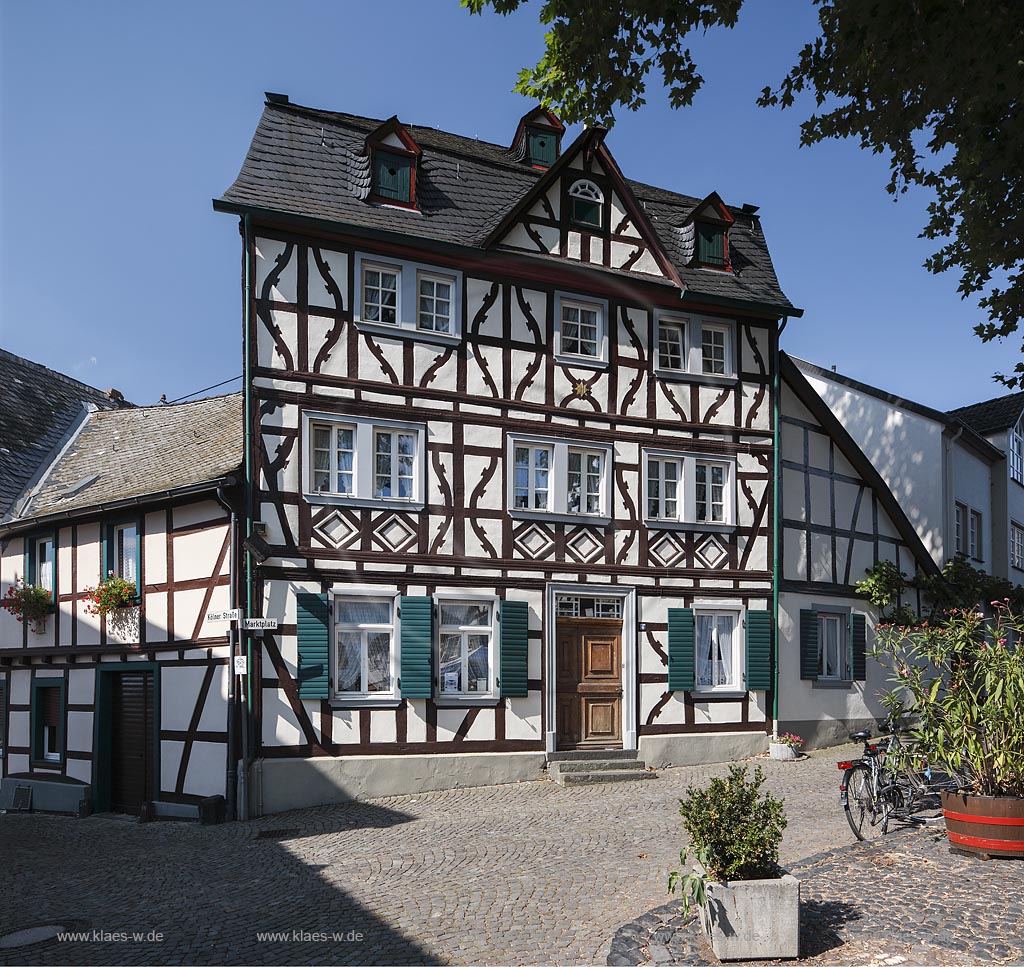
215;95;804;810
0;370;244;818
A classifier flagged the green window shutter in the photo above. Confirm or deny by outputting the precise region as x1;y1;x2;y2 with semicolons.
850;613;867;681
697;223;725;266
25;540;34;585
499;599;529;698
744;610;772;691
296;592;330;700
374;151;412;202
102;525;112;580
527;128;556;166
800;609;819;681
399;595;432;699
667;608;695;692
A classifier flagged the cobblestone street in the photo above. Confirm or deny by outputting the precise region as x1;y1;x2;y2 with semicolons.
1;747;1018;965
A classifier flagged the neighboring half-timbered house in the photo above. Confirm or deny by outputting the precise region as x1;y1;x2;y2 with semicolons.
0;376;244;818
215;95;803;810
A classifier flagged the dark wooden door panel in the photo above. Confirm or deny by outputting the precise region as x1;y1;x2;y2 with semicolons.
555;619;622;750
110;671;154;815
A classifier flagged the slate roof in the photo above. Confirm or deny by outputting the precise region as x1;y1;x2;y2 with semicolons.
217;98;797;313
0;349;124;521
948;391;1024;436
6;393;243;528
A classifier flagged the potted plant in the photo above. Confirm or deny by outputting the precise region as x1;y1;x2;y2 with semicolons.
1;579;53;633
770;732;804;760
669;764;798;960
83;573;138;617
874;599;1024;858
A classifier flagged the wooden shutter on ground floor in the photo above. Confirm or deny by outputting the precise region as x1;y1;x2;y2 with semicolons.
850;613;867;681
296;592;330;699
744;610;772;690
800;609;819;681
667;608;695;692
499;599;529;699
399;596;432;699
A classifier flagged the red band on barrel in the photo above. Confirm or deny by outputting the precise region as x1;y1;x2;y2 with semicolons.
946;830;1024;850
942;809;1024;827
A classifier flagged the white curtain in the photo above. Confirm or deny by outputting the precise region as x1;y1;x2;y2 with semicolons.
715;615;733;686
696;615;714;687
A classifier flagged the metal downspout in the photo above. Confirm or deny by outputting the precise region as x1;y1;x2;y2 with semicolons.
772;319;788;737
215;487;238;821
242;213;254;818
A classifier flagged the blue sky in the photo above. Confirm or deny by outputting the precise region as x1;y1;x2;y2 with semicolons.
0;0;1011;409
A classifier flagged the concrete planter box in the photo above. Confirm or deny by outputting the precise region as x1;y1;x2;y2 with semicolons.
697;868;800;960
769;742;799;760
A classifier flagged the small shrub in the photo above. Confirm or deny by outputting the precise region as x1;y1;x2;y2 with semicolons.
669;764;787;910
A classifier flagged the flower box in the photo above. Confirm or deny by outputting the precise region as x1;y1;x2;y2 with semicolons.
699;867;800;960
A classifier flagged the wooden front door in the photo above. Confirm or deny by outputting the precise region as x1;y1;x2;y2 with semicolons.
109;671;154;815
555;619;623;750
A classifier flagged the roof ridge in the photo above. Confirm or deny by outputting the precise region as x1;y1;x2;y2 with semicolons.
947;389;1024;414
0;347;121;403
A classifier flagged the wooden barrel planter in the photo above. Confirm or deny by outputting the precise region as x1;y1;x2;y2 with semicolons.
941;791;1024;859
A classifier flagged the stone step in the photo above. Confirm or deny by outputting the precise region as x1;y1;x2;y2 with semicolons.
549;758;648;776
556;769;658;787
547;748;639;763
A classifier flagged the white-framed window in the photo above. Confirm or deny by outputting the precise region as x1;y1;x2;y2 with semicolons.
554;293;608;366
333;595;396;696
567;448;605;516
304;413;425;507
437;599;495;696
1011;428;1023;485
555;595;622;619
513;444;552;511
694;610;740;690
695;461;729;524
361;263;399;325
353;254;462;343
417;272;453;333
657;319;686;372
969;509;983;560
507;434;613;522
701;324;731;376
955;502;966;554
568;179;604;229
646;456;682;521
35;537;54;593
817;612;850;680
1011;522;1024;570
112;523;137;583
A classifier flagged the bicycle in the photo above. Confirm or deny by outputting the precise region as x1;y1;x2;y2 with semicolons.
838;719;965;841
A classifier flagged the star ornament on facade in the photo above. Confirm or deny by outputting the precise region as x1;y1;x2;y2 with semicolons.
574;380;590;398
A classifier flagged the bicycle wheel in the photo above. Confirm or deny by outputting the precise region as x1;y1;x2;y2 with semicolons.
844;764;886;841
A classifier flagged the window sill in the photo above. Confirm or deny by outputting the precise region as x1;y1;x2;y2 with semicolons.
30;759;63;770
304;493;425;512
654;369;738;387
509;510;612;527
354;318;462;347
644;520;736;534
812;679;854;690
553;353;608;372
329;697;403;710
434;697;501;708
692;689;746;699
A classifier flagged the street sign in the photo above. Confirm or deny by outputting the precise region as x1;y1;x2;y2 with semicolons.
242;618;278;631
233;655;248;675
206;608;242;623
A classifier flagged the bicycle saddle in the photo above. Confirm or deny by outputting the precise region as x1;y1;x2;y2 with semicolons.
849;730;872;742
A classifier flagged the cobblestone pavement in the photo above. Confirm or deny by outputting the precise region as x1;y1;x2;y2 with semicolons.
0;746;995;966
609;827;1024;967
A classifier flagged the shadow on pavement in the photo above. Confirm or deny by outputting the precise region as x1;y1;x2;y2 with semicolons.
798;898;862;957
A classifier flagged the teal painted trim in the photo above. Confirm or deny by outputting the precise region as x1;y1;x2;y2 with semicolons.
745;610;772;690
499;600;529;698
850;613;867;681
772;320;783;730
296;593;330;699
243;213;254;744
667;608;695;692
800;609;820;681
399;596;433;699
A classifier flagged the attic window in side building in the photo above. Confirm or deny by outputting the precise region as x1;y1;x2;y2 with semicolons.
527;127;557;167
569;180;604;229
372;151;414;205
696;222;727;268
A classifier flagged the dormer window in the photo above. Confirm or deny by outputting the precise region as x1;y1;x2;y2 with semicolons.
373;151;413;204
569;180;604;229
527;127;557;167
696;222;726;267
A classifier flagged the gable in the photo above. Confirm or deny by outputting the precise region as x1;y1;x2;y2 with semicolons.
487;130;679;284
779;354;939;591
